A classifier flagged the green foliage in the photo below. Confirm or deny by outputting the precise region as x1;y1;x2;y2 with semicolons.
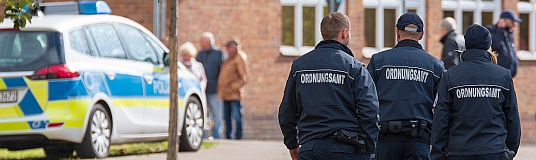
1;0;36;28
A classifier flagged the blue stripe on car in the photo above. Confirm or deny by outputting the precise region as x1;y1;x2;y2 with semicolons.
48;80;89;100
3;77;27;88
19;90;44;115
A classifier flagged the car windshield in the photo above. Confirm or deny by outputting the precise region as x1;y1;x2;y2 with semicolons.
0;31;63;72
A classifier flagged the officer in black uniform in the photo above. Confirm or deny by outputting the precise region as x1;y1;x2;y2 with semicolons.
431;24;521;160
366;12;444;160
278;12;379;160
486;10;522;77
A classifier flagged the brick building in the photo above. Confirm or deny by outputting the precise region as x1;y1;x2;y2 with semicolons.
5;0;536;143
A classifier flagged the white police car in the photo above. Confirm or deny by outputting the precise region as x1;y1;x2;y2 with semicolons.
0;1;207;158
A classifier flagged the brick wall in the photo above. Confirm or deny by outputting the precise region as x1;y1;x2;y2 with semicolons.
425;0;443;58
5;0;536;143
347;0;366;62
175;0;289;140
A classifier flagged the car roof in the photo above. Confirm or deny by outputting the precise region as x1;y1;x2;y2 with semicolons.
1;14;143;32
1;14;169;53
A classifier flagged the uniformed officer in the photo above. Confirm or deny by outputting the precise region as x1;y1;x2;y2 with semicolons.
278;12;379;160
431;24;521;160
486;10;522;77
366;12;444;160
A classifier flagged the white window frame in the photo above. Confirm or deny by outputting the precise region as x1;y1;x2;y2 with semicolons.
280;0;346;56
362;0;426;58
517;0;536;60
442;0;501;35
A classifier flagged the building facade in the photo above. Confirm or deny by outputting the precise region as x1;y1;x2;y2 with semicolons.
10;0;536;143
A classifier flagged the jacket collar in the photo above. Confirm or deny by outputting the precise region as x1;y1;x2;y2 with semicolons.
461;49;491;62
315;40;354;57
440;30;456;44
395;39;424;50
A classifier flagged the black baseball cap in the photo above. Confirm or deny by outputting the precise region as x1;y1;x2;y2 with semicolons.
500;10;522;22
396;12;424;32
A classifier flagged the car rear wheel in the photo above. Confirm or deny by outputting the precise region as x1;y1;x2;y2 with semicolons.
76;104;112;158
44;146;73;159
179;97;204;151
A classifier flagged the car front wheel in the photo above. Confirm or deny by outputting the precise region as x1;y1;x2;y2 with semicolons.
179;97;204;151
76;103;112;158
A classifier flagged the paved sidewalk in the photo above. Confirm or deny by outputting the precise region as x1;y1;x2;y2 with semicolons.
105;140;536;160
106;139;290;160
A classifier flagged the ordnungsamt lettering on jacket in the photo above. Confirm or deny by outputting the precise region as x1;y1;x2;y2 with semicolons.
454;86;502;99
300;72;346;85
384;67;429;83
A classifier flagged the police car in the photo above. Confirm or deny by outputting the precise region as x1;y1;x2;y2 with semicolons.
0;1;207;158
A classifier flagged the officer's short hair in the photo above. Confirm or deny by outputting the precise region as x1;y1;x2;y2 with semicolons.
320;12;350;40
399;24;422;39
440;17;457;32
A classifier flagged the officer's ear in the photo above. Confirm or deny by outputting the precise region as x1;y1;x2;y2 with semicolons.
396;28;401;41
418;30;424;40
341;28;349;40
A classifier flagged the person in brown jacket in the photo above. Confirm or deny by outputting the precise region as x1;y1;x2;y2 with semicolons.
217;38;248;139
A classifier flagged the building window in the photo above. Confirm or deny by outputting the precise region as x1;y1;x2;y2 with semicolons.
362;0;426;58
481;12;494;26
364;8;376;48
462;11;474;34
282;6;295;46
280;0;345;56
442;0;501;36
384;9;397;47
517;0;536;60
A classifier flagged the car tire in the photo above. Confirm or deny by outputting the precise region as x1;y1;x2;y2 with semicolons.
76;103;112;158
179;97;204;151
44;146;73;159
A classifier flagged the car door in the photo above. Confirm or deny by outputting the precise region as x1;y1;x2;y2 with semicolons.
115;24;170;134
85;24;145;134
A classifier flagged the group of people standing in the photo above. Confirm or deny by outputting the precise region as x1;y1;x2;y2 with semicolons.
279;11;521;160
175;32;248;140
440;10;521;77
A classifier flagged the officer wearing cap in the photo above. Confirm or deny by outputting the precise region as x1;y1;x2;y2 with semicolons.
279;12;379;160
366;12;444;160
431;24;521;160
486;10;522;77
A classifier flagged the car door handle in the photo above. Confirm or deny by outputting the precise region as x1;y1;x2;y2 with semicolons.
105;71;116;80
144;75;154;84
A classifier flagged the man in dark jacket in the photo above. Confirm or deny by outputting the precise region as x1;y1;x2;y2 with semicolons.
440;17;465;70
486;10;522;77
366;12;444;160
431;24;520;160
196;32;226;139
279;12;379;160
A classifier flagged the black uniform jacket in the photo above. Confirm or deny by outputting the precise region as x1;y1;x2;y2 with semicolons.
278;40;380;154
366;40;444;144
486;25;519;77
431;49;521;159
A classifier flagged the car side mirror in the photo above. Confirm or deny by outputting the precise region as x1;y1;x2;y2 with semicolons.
163;52;170;66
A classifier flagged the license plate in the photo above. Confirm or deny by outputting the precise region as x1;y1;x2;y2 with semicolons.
0;90;17;103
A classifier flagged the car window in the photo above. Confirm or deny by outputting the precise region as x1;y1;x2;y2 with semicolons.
87;24;127;59
144;34;165;64
0;31;62;72
116;24;158;64
69;29;91;55
84;28;100;57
